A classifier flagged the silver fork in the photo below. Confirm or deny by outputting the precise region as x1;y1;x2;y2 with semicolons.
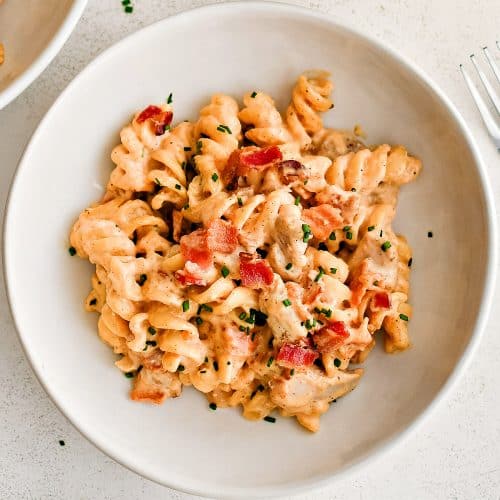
460;42;500;149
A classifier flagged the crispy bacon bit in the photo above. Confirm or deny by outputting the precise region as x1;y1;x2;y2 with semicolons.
223;327;254;357
207;219;238;253
313;321;350;354
373;292;391;309
136;105;173;135
239;252;274;287
277;343;318;368
175;270;206;287
180;229;212;268
278;159;306;184
302;204;343;240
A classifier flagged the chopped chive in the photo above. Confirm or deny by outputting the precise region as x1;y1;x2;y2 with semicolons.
175;184;181;190
381;241;392;252
318;242;328;251
200;304;213;313
122;0;130;5
167;93;173;104
380;230;383;237
305;319;314;330
373;280;379;286
237;197;243;206
251;332;256;341
221;266;230;278
204;357;208;363
343;226;351;232
250;91;257;98
239;312;247;320
399;313;409;321
209;402;217;411
211;172;219;182
196;140;202;154
177;364;185;371
239;325;246;332
213;361;219;371
68;246;76;256
367;225;375;232
329;231;336;240
245;316;255;324
200;370;207;374
428;231;433;238
148;326;156;335
184;146;191;151
216;124;232;134
334;358;341;367
294;196;301;206
124;5;133;13
314;267;325;282
154;177;162;187
346;231;353;240
182;300;190;312
303;179;308;185
145;340;157;346
263;416;276;423
330;268;337;274
89;298;97;306
124;372;134;378
408;257;413;267
290;369;295;376
282;299;292;307
183;203;189;210
285;263;292;270
266;357;274;367
302;224;311;233
138;274;147;286
195;317;203;325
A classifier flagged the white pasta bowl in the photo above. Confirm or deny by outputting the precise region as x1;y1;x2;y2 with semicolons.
0;0;87;109
3;2;496;498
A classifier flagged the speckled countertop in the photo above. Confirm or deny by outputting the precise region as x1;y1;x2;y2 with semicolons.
1;1;499;499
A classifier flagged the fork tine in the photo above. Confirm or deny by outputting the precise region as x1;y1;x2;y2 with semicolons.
470;54;500;115
482;46;500;84
460;64;500;141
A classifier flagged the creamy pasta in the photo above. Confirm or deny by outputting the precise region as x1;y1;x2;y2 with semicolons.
69;71;421;432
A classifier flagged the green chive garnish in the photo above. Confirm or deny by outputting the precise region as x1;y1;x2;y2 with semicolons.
154;177;162;186
221;266;230;278
138;274;147;286
124;5;133;13
285;263;292;270
216;124;232;134
145;340;157;346
195;317;203;325
184;146;191;151
408;257;413;267
196;140;202;154
211;172;219;182
182;300;190;312
124;372;134;378
294;196;301;206
346;231;353;240
175;184;181;190
314;267;325;282
148;326;156;335
167;93;173;104
282;299;291;307
209;402;217;411
239;312;247;320
290;369;295;376
399;313;409;321
330;268;337;274
266;357;274;367
68;246;76;256
381;241;392;251
343;226;351;232
367;225;375;231
334;358;341;367
250;91;257;98
263;416;276;423
329;231;336;240
237;197;243;206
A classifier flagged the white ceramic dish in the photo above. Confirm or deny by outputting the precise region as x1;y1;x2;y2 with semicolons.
0;0;87;109
3;2;497;498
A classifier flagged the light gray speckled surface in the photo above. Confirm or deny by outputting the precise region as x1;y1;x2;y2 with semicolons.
1;1;500;499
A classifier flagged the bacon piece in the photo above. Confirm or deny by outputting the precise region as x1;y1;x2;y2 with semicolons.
180;229;212;268
278;160;306;184
302;204;344;240
373;292;391;310
224;145;283;182
313;321;350;354
277;343;318;368
175;270;206;287
223;327;254;357
239;252;274;287
207;219;238;253
136;105;173;135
